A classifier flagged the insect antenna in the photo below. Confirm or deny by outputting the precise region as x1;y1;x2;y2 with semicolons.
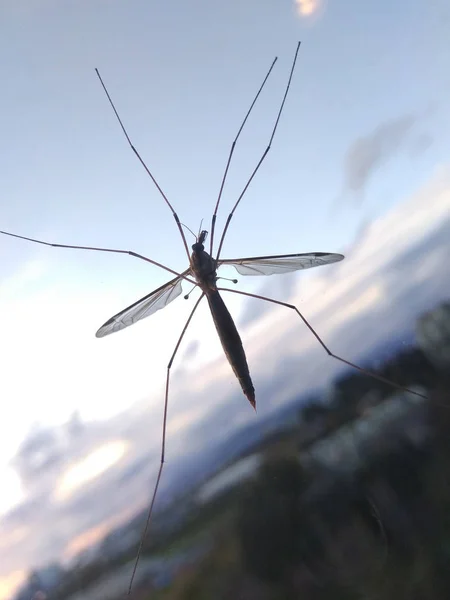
95;68;191;261
215;41;301;261
180;222;198;240
209;55;278;255
197;219;204;241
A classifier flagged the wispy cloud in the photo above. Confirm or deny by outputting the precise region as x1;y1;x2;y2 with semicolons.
344;115;415;196
340;113;432;202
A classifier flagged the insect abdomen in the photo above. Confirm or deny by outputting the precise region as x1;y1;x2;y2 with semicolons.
206;290;256;409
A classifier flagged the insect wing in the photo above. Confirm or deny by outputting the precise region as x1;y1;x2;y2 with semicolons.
218;252;344;276
96;270;190;338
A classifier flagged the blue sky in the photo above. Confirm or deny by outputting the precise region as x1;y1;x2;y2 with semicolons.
0;0;449;596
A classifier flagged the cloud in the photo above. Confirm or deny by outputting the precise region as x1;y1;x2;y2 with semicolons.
408;132;434;158
340;113;432;201
343;115;415;195
0;412;161;588
237;271;299;328
180;339;200;362
53;440;128;502
12;427;62;489
0;570;26;600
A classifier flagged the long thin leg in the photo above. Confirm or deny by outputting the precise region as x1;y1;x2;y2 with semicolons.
217;287;428;400
128;292;205;596
0;230;196;285
209;56;278;255
215;41;301;261
95;69;191;261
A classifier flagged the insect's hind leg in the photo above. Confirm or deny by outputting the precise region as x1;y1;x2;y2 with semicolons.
217;287;428;401
128;293;205;596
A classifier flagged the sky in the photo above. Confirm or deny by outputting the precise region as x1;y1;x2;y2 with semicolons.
0;0;450;596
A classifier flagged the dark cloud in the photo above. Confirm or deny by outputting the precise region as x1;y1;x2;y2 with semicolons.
12;426;62;487
341;114;432;201
408;132;434;158
180;339;200;362
344;115;415;194
66;411;85;438
11;418;122;494
115;454;152;486
2;407;165;573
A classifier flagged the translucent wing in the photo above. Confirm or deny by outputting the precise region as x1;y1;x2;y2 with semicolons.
96;270;190;338
218;253;344;276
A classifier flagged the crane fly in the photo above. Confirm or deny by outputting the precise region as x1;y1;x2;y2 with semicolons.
95;230;344;409
1;42;428;596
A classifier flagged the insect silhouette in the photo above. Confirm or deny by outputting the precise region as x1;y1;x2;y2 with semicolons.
1;42;428;595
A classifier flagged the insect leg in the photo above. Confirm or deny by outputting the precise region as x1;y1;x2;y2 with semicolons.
209;56;278;255
95;68;191;261
215;41;301;261
0;230;196;285
128;292;205;596
217;287;428;400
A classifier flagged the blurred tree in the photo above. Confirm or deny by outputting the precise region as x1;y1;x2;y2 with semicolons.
301;400;330;423
236;456;318;593
330;347;436;417
380;348;436;390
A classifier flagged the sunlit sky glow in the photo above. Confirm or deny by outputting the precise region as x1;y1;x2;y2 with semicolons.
54;440;128;502
295;0;323;18
1;0;449;597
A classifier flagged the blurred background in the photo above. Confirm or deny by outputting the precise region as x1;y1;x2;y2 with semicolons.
1;0;450;598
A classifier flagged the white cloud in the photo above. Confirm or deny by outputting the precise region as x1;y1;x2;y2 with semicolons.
0;468;24;517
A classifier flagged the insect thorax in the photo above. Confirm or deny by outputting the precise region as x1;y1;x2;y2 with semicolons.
191;246;217;288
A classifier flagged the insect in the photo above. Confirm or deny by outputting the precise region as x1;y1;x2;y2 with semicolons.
1;42;427;595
